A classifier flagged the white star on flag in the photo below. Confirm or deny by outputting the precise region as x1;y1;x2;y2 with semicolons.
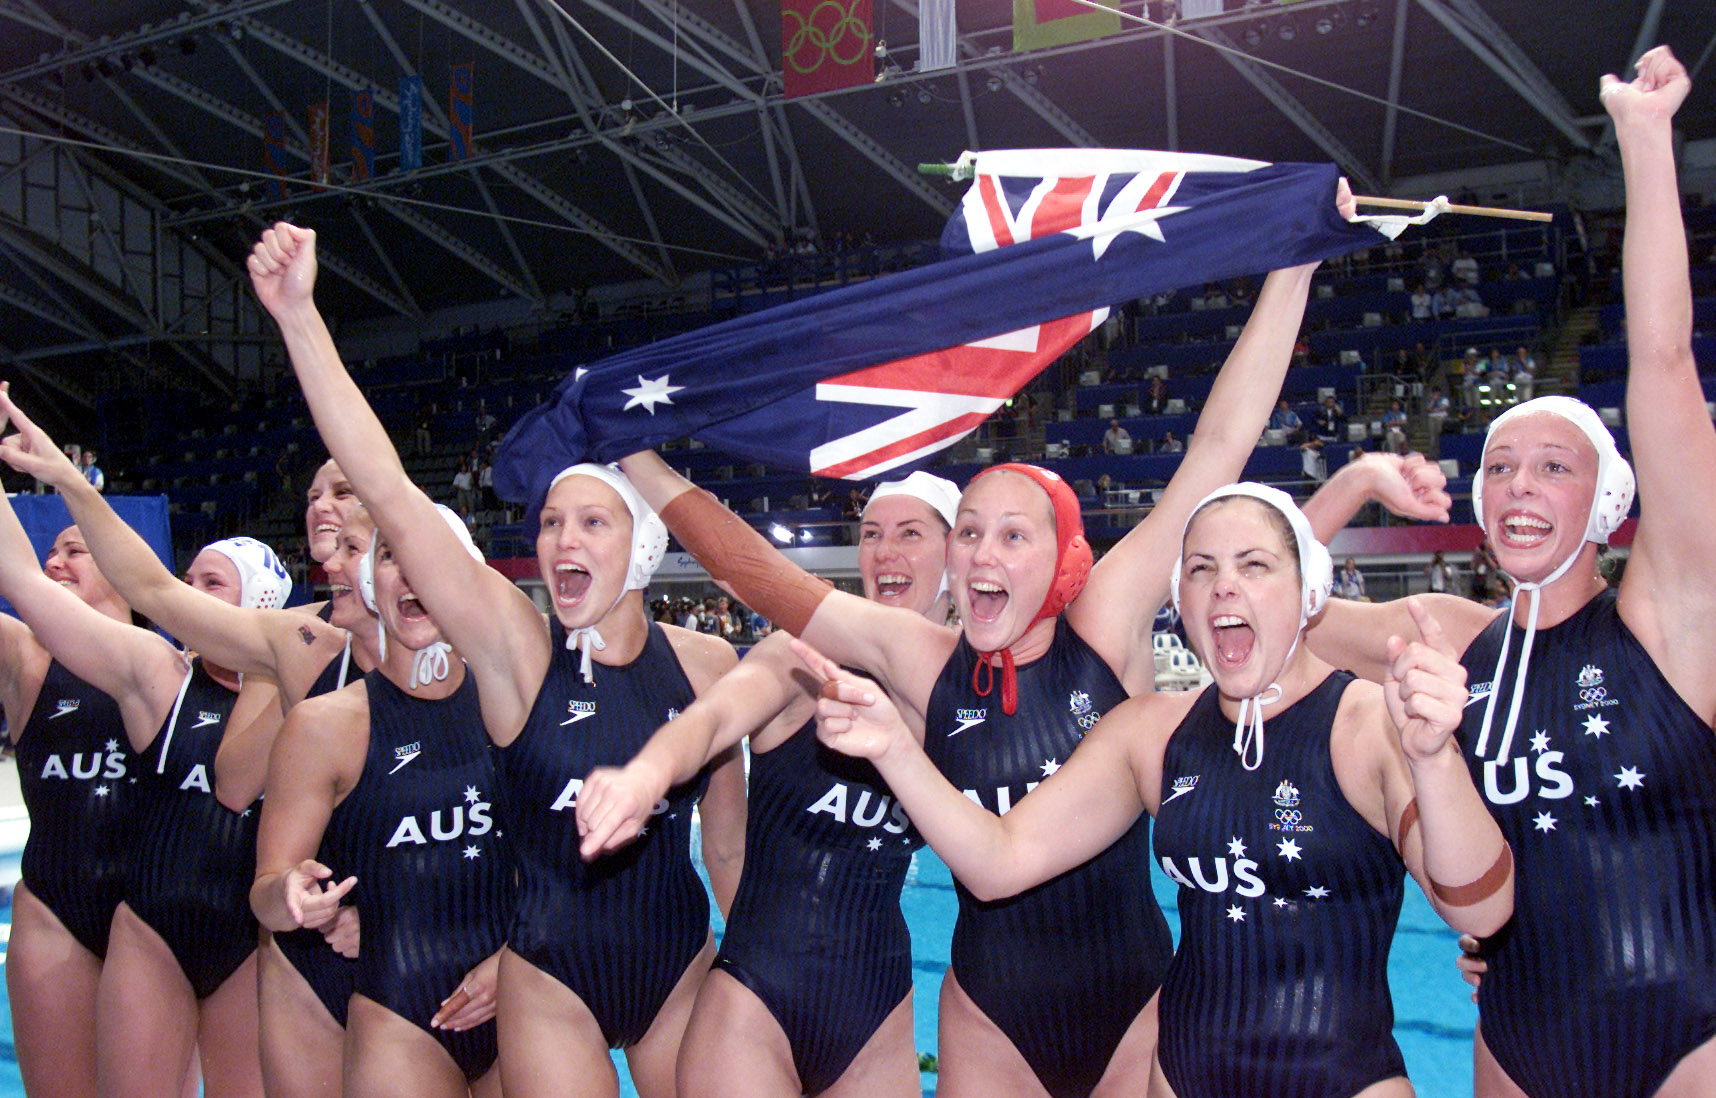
1533;811;1557;833
621;374;683;414
1615;766;1645;790
464;785;481;804
463;844;481;860
1529;731;1551;754
1227;836;1247;858
1226;904;1245;923
1277;838;1302;861
1583;714;1611;738
1041;758;1060;777
1304;886;1330;899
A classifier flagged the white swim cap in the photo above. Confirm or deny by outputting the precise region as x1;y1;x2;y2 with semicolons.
202;537;292;610
548;463;668;592
864;471;961;528
359;505;481;687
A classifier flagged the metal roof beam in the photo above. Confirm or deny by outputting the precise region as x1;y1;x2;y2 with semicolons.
1194;25;1381;194
1379;0;1410;185
793;99;957;217
380;202;539;302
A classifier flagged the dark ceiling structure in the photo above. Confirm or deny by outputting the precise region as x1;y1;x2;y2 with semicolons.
0;0;1709;427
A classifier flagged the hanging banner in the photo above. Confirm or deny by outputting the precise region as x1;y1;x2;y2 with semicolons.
399;74;424;173
449;61;474;161
351;88;375;182
919;0;958;71
782;0;875;98
307;100;330;188
262;111;287;202
1013;0;1121;52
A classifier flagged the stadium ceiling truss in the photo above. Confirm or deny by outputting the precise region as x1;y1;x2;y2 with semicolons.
0;0;1702;401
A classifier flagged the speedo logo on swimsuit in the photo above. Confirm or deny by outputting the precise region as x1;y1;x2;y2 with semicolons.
49;699;81;720
1465;680;1494;708
389;741;423;774
1068;690;1100;731
1163;775;1199;804
1572;663;1620;712
948;707;987;736
561;700;598;726
191;710;222;729
1267;779;1315;833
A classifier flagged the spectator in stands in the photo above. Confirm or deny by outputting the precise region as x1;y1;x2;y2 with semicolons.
1419;246;1447;290
1426;550;1452;594
1103;418;1134;455
79;450;104;492
1503;262;1529;282
1315;395;1346;440
474;399;497;440
1299;435;1327;483
478;460;496;513
414;408;433;455
1451;286;1488;317
1158;430;1184;454
1144;376;1168;415
1451;249;1481;286
1336;557;1366;600
1469;536;1498;600
1432;286;1457;319
1427;386;1452;434
1383;400;1409;453
451;462;475;517
1292;333;1311;368
1410;283;1435;321
1269;399;1304;443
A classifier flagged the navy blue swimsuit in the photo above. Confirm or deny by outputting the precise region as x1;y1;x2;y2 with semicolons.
497;620;709;1048
715;717;924;1094
923;624;1171;1098
15;659;132;958
325;671;513;1082
1458;589;1716;1098
1153;672;1408;1097
127;659;259;999
274;631;359;1027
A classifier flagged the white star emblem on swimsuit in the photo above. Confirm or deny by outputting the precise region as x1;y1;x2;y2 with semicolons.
621;373;684;414
95;785;109;797
1615;766;1645;790
1040;758;1060;777
105;739;119;752
1227;836;1247;858
1226;904;1245;923
1528;731;1551;754
1303;886;1329;899
463;844;481;860
1533;811;1557;833
1583;714;1611;738
464;785;481;804
1585;795;1600;807
1276;838;1302;861
867;837;883;852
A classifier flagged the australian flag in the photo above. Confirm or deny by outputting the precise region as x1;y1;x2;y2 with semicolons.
495;149;1395;508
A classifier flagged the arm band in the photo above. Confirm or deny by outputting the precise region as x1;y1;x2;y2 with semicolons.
658;488;833;637
1431;844;1514;908
1395;798;1419;854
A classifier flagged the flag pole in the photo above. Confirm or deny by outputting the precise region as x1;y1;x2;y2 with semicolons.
1354;195;1552;222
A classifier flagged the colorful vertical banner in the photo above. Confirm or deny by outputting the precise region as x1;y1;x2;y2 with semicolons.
1012;0;1121;52
350;88;375;182
262;111;287;202
919;0;958;71
399;74;424;173
449;61;474;162
782;0;874;98
307;100;330;188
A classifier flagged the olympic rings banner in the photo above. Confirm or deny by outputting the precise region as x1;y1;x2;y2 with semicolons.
782;0;875;99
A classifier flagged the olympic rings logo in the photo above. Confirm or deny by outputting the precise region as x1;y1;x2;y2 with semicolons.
1580;686;1607;704
1275;808;1302;825
783;0;872;74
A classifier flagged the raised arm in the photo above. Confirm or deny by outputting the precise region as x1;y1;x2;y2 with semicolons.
249;224;547;732
0;389;283;677
0;417;182;748
618;449;951;721
796;640;1147;900
1068;264;1317;692
1601;48;1716;717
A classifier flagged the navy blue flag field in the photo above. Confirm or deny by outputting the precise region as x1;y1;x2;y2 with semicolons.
495;149;1398;508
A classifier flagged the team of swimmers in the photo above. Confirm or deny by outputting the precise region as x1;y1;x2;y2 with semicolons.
0;46;1707;1098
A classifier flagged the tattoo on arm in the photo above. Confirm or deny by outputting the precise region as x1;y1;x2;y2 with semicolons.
298;626;316;646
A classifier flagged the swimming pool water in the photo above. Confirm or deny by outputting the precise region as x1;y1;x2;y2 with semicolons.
0;851;1477;1098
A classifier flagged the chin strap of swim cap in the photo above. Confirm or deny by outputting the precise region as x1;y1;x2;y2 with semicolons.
1171;484;1333;772
1470;397;1634;768
965;464;1091;717
548;464;670;685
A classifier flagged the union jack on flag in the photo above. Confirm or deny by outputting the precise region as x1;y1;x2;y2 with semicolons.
494;149;1394;507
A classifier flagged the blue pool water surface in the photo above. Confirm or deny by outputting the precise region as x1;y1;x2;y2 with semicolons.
0;851;1477;1098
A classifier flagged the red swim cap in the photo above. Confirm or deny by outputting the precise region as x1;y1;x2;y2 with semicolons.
963;463;1093;714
